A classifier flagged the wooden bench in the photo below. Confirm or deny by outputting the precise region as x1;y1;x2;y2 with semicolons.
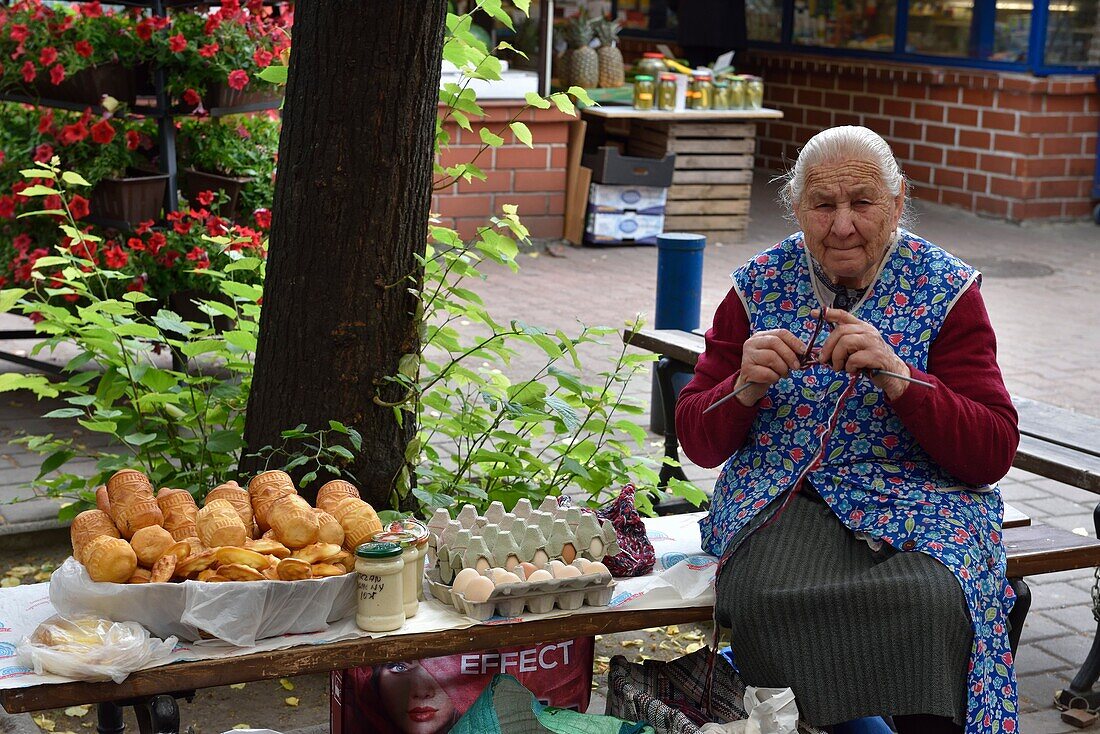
625;326;1100;712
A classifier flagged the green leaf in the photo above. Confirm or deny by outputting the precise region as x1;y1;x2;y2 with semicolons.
37;449;75;478
18;185;59;197
206;430;245;454
30;256;68;270
478;127;505;147
257;65;288;85
61;172;92;187
524;91;551;109
141;369;178;393
0;288;28;313
509;121;533;147
123;433;157;447
123;291;157;304
43;408;84;419
549;92;576;115
566;86;596;106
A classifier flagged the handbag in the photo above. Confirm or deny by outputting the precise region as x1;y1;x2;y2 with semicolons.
594;483;656;577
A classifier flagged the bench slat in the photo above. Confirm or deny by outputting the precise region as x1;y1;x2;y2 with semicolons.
1015;434;1100;495
1015;396;1100;459
1005;523;1100;577
624;329;702;368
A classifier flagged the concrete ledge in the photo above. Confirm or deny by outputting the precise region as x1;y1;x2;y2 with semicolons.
0;709;43;734
0;518;69;552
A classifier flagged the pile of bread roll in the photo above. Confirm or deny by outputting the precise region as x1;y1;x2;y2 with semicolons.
69;469;383;584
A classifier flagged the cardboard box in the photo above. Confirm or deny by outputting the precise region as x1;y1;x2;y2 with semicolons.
588;182;668;214
582;146;675;187
584;209;665;246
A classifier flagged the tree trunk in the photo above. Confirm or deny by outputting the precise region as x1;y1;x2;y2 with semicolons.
242;0;446;507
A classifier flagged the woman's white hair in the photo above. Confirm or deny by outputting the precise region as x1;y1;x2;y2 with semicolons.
777;126;912;225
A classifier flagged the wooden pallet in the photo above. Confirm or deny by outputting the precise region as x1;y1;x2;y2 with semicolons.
626;120;756;243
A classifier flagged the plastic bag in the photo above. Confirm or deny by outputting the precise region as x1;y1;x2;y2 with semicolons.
49;556;356;646
17;615;177;684
743;688;799;734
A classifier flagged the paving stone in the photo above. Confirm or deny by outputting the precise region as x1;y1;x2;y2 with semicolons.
1027;569;1096;587
1015;667;1073;713
0;497;65;525
1035;632;1096;669
1015;641;1076;676
1029;582;1095;611
1039;605;1100;636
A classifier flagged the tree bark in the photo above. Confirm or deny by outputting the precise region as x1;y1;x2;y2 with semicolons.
242;1;446;507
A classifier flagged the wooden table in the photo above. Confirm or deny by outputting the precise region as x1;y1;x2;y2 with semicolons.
580;107;784;244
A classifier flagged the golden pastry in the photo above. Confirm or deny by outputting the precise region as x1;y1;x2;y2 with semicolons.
314;509;345;546
83;536;138;583
128;568;152;584
268;495;319;549
218;563;265;582
163;540;192;565
196;500;247;549
113;498;164;540
214;546;269;570
247;471;296;531
71;509;120;564
276;557;312;581
196;568;220;582
316;479;360;513
244;538;291;558
176;549;218;578
339;501;383;550
328;550;355;573
157;488;198;541
204;481;253;532
107;469;154;506
130;525;175;568
95;485;111;515
150;554;177;583
310;563;345;577
291;542;343;565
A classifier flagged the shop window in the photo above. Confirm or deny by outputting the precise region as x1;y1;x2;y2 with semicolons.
1045;0;1099;64
907;0;977;56
993;0;1032;61
749;0;785;41
791;0;896;50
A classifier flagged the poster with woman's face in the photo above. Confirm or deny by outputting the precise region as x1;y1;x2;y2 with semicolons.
331;637;594;734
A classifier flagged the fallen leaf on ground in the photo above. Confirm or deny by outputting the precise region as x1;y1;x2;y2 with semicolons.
232;725;250;730
620;639;644;648
34;571;52;582
285;696;299;707
279;677;294;690
7;565;36;577
33;715;56;731
229;683;246;690
1;577;20;588
63;706;90;717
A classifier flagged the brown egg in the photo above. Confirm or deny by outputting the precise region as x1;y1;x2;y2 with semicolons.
519;562;538;579
552;564;582;579
527;569;553;583
464;575;496;603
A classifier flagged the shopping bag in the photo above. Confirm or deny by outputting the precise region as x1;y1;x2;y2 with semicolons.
743;687;799;734
451;674;654;734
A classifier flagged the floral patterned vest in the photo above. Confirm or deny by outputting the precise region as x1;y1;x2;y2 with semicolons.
702;230;1018;734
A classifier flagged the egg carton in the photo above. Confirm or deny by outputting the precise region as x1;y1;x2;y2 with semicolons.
426;562;615;622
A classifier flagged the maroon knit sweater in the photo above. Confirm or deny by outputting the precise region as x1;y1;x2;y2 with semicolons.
674;284;1019;485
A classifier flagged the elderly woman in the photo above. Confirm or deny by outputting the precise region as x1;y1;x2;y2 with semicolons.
675;126;1019;734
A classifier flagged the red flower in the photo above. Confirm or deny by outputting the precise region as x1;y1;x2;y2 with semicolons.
0;196;14;219
186;246;209;267
893;292;909;306
197;190;215;206
252;48;274;68
90;119;115;145
49;64;65;85
169;34;187;53
104;243;128;269
126;236;145;251
227;69;249;90
236;124;250;139
69;195;90;220
74;40;94;58
253;208;271;229
9;24;28;42
80;1;103;17
58;121;88;145
882;435;899;449
135;220;154;235
204;16;222;34
159;250;180;267
148;232;167;255
20;61;35;83
42;194;62;211
38;47;57;67
125;129;141;150
199;43;220;58
182;88;201;107
173;218;192;234
37;109;53;134
126;278;145;293
135;18;155;41
33;144;53;163
788;447;805;461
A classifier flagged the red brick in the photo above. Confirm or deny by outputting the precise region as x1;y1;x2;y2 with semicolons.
1019;114;1071;134
797;89;824;107
769;85;797;105
905;163;933;185
891;141;912;160
1045;95;1087;113
946;149;978;169
1068;156;1095;176
1042;136;1084;156
925;125;956;145
457;170;513;194
826;92;854;111
946;106;979;126
929;86;960;103
993;133;1040;155
981;155;1015;175
1017;201;1063;219
549;146;568;167
495;146;551;170
867;80;895;96
433;194;493;218
981;110;1018;132
1070;113;1099;134
989;176;1030;198
1065;200;1095;218
851;95;879;114
1039;179;1082;198
912;103;944;122
1015;157;1066;178
962;89;994;106
883;99;912;118
913;144;944;165
940;189;974;209
437;145;486;170
454;217;484;240
527;122;570;144
966;172;989;193
513;170;567;193
934;168;965;188
1087;136;1096;155
835;113;862;127
838;76;866;92
861;117;892;136
896;83;927;100
806;108;832;128
547;193;566;215
958;130;991;149
997;92;1040;112
975;195;1009;218
501;193;549;216
892;120;923;141
521;215;564;238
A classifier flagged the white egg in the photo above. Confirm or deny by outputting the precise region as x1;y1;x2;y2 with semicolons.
552;564;582;579
585;561;610;576
452;567;480;596
548;559;566;572
490;567;520;585
527;569;553;583
464;575;496;603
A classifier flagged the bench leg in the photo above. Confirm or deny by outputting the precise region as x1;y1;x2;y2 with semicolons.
1007;577;1031;657
97;703;125;734
1054;500;1100;712
133;695;179;734
655;356;690;490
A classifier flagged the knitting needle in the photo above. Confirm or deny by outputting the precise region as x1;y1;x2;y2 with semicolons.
869;369;936;389
702;381;759;414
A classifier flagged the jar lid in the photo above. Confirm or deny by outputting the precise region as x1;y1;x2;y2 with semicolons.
659;74;676;80
372;529;419;548
643;52;664;58
635;75;654;81
692;70;712;78
355;541;402;559
403;519;430;546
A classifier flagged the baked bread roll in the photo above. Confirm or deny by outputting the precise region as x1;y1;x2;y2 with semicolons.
130;525;175;568
248;471;296;532
314;508;345;546
157;488;198;541
83;536;138;583
204;481;253;534
71;509;120;564
268;495;319;549
316;479;360;513
196;499;247;549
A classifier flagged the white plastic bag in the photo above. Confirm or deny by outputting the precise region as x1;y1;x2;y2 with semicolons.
742;687;800;734
17;615;177;684
49;556;357;646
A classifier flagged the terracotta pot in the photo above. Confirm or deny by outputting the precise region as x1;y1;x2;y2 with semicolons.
182;168;253;219
90;170;169;226
205;82;282;110
33;62;147;106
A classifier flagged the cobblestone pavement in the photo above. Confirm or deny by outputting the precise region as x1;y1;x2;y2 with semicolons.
0;173;1098;731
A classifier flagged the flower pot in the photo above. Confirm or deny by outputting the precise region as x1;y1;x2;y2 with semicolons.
33;62;146;106
181;168;253;219
91;170;169;226
205;82;282;110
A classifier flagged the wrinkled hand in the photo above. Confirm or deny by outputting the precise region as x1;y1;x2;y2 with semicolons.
734;329;807;405
816;308;911;399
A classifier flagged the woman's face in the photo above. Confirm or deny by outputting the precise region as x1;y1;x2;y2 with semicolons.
378;661;456;734
795;159;905;289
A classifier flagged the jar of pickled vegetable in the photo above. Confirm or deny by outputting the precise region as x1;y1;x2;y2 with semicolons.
746;76;764;109
657;74;677;111
713;81;730;110
690;71;713;110
636;52;666;80
633;75;656;110
727;75;746;110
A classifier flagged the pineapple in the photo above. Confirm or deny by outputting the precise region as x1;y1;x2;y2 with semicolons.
566;15;599;90
595;19;625;88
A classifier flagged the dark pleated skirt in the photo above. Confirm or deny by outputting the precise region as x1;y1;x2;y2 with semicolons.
714;487;972;727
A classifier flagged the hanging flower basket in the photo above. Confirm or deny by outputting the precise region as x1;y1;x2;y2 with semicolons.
33;63;147;107
90;169;169;225
205;81;282;110
181;168;253;219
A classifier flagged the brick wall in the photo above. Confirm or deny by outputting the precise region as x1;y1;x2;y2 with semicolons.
744;51;1100;221
435;102;573;240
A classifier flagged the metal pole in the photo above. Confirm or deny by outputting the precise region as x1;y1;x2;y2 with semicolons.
538;0;555;96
